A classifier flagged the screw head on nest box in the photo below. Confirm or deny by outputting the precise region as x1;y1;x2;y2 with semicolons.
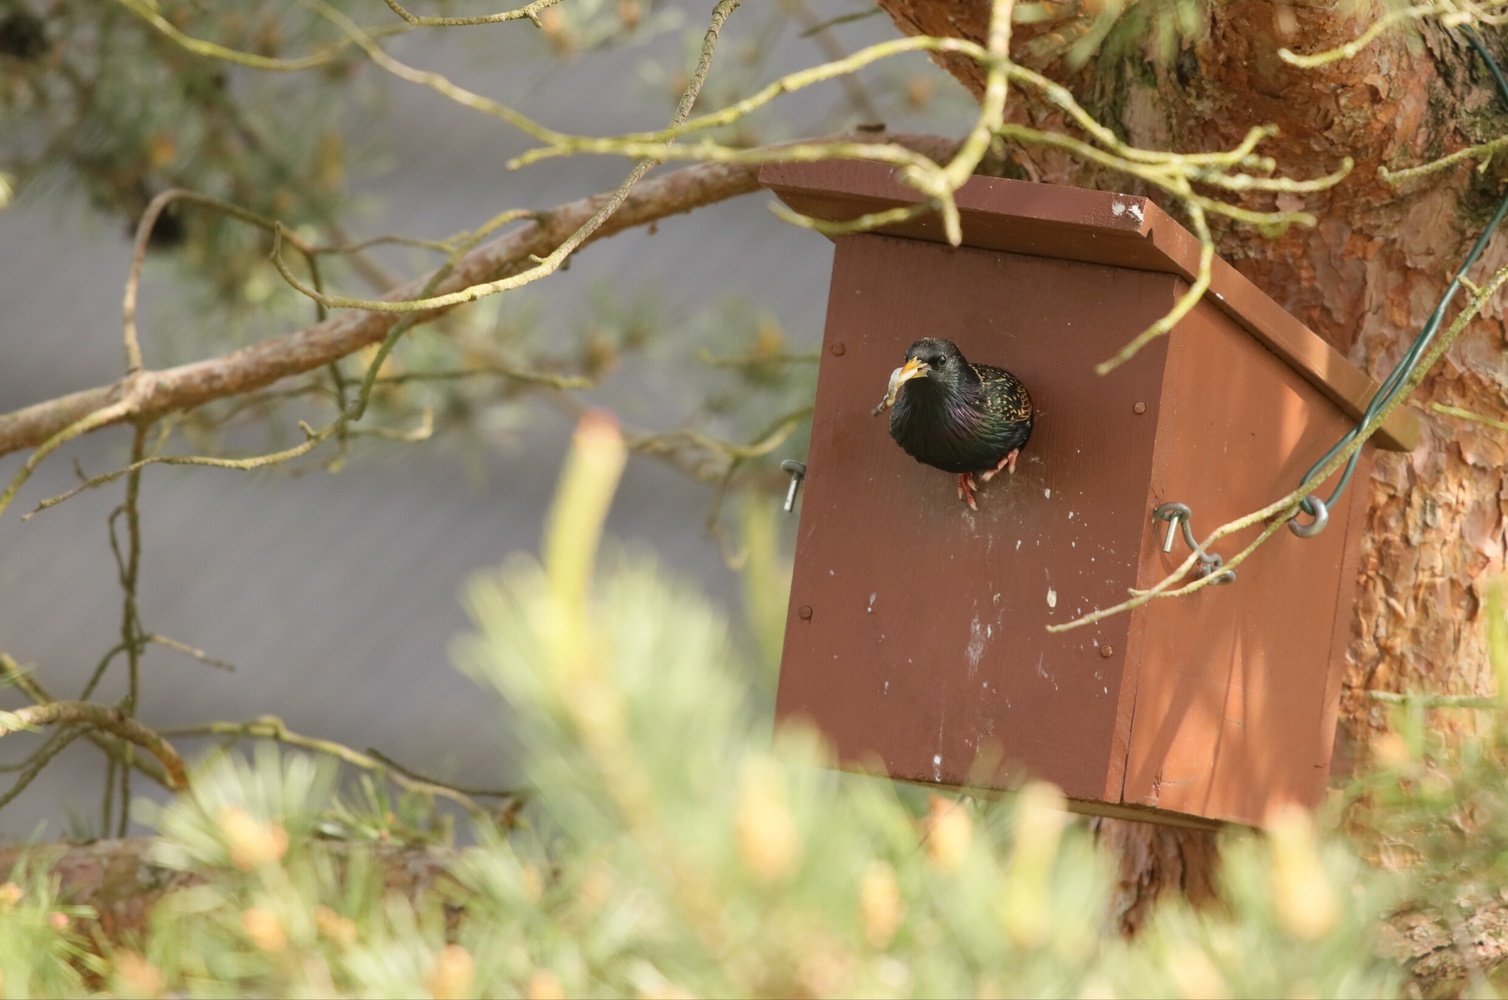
872;337;1035;510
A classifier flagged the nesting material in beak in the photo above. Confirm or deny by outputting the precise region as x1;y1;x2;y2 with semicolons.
871;357;930;416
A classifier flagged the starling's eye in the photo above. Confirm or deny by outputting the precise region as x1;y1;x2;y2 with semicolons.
935;355;947;367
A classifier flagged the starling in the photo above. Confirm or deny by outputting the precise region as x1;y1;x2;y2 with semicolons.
872;338;1034;510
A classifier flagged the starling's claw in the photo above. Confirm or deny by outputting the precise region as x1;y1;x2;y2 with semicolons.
957;473;979;510
978;449;1020;483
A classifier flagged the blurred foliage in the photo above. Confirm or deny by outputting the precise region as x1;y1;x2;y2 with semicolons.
0;864;100;996
1337;580;1508;991
0;0;385;301
0;416;1455;998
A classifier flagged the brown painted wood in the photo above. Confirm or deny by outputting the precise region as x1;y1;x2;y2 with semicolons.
760;160;1419;452
777;234;1176;804
1120;296;1372;825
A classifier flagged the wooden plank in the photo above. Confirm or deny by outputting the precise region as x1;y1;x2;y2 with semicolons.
761;160;1419;452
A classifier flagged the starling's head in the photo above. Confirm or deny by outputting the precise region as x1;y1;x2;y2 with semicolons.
872;338;970;415
901;338;965;380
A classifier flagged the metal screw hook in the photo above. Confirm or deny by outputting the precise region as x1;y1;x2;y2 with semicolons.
781;460;807;513
1151;502;1236;585
1155;502;1191;553
1196;553;1238;586
1287;495;1329;538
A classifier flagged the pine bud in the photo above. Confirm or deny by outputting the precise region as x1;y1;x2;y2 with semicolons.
858;861;904;948
219;806;289;871
735;759;801;883
113;951;166;999
428;944;475;1000
537;8;573;57
905;74;934;110
1266;803;1339;939
923;795;971;871
1000;782;1068;949
1167;946;1228;999
242;907;287;953
314;905;357;949
527;969;566;1000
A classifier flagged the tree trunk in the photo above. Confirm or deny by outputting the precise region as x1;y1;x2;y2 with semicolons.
877;0;1508;924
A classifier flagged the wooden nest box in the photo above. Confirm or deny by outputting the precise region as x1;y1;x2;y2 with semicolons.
765;160;1418;828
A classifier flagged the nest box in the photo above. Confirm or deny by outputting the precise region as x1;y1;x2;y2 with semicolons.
766;160;1419;828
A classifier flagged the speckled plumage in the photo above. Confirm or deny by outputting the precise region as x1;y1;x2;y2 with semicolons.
884;338;1033;508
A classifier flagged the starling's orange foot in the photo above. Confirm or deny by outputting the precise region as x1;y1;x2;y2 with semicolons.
957;473;979;510
978;449;1021;483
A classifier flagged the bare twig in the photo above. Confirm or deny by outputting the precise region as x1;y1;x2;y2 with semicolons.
1432;401;1508;433
364;747;521;800
0;654;170;788
1092;202;1214;375
624;408;812;480
1367;690;1498;709
277;0;742;314
380;0;564;27
0;727;89;812
0;702;187;791
116;0;410;71
781;0;884;122
112;425;150;835
307;0;559;142
145;635;236;673
162;717;514;816
1278;2;1444;68
123;190;325;376
0;134;956;466
27;428;345;518
1382;135;1508;184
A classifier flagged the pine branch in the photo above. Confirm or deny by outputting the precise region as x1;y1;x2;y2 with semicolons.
0;133;956;466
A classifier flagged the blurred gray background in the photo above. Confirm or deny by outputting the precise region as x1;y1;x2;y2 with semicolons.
0;1;968;837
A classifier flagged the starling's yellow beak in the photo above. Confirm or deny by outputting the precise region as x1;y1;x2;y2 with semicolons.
871;357;930;415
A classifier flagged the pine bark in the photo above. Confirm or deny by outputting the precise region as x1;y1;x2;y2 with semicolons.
877;0;1508;937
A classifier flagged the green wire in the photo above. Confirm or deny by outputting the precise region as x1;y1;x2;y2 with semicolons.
1294;25;1508;524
